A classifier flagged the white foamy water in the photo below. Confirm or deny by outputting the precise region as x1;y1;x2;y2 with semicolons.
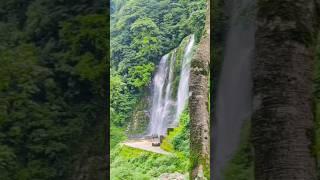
174;34;195;126
148;35;195;136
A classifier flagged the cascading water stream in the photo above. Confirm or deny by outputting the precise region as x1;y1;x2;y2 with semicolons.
158;49;176;133
148;54;170;135
174;35;195;126
148;35;195;136
213;0;256;179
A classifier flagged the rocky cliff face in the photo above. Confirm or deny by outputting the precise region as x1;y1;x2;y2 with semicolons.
127;95;151;136
189;0;210;179
252;1;319;179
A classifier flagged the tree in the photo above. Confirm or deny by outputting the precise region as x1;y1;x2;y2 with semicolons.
252;1;319;179
127;63;155;90
0;1;107;179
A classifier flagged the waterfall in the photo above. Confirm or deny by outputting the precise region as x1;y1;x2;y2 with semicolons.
174;34;195;126
148;35;195;136
213;0;256;179
148;54;171;136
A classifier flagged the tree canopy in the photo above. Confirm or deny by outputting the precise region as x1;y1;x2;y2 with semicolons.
0;0;106;179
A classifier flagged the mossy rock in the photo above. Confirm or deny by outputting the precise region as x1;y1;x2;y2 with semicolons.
127;94;150;136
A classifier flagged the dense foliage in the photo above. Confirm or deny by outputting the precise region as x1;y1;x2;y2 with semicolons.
110;146;188;179
110;0;206;130
161;109;190;156
0;1;106;179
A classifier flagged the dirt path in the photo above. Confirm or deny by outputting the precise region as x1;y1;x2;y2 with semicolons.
122;139;171;155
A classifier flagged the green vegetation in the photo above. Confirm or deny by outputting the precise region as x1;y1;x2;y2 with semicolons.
110;0;206;178
161;109;190;156
128;63;155;89
110;0;206;130
111;109;190;179
110;126;127;149
111;146;188;179
0;1;106;179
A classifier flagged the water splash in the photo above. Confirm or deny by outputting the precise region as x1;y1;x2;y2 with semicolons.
213;0;256;179
148;35;195;136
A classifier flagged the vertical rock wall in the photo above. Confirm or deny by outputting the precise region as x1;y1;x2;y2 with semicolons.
252;1;319;179
189;0;210;178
